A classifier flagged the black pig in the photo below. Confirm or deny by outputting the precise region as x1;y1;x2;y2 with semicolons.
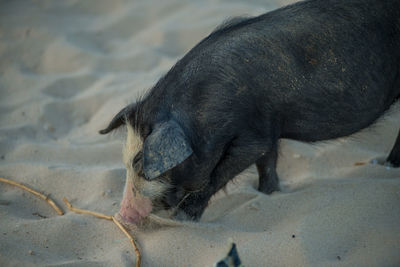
100;0;400;223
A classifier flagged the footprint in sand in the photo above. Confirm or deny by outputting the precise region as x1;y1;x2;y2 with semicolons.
68;1;184;54
42;75;97;99
41;94;108;138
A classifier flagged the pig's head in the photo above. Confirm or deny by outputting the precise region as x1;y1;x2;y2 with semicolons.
99;103;200;224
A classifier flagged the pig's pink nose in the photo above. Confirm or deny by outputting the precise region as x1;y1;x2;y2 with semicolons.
119;193;153;224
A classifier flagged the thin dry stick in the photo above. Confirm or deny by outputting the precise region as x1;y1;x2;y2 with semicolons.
63;197;141;267
63;197;112;220
112;216;141;267
0;177;64;215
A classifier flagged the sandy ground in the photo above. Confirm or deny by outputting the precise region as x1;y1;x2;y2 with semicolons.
1;0;400;266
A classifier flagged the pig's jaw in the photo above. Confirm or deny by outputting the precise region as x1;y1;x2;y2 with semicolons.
118;177;153;224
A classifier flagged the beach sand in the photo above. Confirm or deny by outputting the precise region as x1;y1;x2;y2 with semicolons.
1;0;399;266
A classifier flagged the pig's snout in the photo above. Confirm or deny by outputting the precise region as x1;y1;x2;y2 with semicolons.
118;178;153;224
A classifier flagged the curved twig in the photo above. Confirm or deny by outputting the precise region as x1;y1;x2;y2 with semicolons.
0;177;64;215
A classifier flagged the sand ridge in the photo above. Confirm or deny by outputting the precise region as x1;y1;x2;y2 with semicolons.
1;0;400;266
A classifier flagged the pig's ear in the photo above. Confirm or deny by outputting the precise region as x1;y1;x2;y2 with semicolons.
143;121;193;179
99;104;136;134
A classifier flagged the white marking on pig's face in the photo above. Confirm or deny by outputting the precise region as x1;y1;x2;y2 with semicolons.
122;123;170;200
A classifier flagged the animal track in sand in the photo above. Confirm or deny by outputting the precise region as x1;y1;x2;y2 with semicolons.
41;95;108;138
42;75;97;99
32;38;92;74
67;1;185;55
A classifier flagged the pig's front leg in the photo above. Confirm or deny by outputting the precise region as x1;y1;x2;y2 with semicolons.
256;143;280;194
175;134;278;220
386;129;400;167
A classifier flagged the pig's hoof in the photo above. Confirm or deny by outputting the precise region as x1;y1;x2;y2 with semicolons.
370;157;399;168
260;187;280;195
173;208;202;221
258;181;280;195
173;210;191;221
386;155;400;168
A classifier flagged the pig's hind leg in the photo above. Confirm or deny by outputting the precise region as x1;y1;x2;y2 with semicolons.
386;129;400;167
256;144;280;194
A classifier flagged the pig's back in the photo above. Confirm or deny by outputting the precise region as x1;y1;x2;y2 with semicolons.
162;0;400;142
202;0;400;141
256;0;400;140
